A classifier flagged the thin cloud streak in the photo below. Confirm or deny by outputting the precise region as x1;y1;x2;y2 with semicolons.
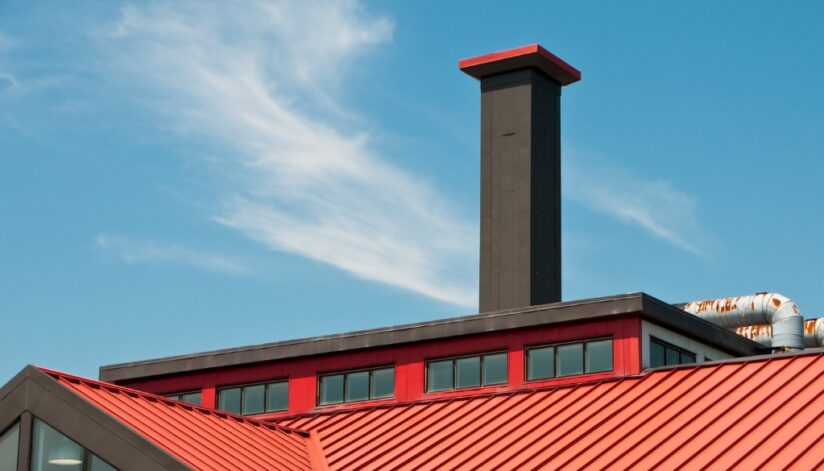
565;151;710;258
96;233;251;276
100;1;478;307
0;32;18;88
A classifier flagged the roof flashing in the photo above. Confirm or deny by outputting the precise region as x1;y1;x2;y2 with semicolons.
459;44;581;85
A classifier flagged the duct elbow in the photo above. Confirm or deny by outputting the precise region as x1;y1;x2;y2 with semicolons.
683;293;805;352
770;297;804;351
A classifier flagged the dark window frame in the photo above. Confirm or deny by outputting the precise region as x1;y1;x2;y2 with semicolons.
31;417;119;471
0;420;19;471
649;337;697;367
317;365;395;406
217;379;289;415
425;351;509;393
525;337;614;382
163;390;202;405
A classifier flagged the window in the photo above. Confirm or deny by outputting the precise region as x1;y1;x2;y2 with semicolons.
0;421;19;471
318;367;394;406
526;338;613;381
218;380;288;415
426;352;507;392
164;391;202;406
650;337;696;367
31;418;118;470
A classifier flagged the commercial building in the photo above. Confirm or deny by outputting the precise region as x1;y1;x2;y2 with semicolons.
2;44;822;470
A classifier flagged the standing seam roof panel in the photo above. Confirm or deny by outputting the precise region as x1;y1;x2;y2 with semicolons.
690;359;824;470
334;399;476;469
561;363;737;470
48;371;313;471
511;367;702;470
273;352;824;471
638;356;811;469
361;394;516;470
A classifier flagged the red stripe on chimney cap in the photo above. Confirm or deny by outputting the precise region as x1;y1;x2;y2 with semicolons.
459;44;581;85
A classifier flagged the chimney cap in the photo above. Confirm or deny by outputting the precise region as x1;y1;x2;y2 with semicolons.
459;44;581;85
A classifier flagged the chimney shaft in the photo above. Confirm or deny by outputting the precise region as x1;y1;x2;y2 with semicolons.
460;45;580;312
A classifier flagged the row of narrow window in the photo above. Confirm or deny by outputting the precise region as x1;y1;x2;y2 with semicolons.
650;337;696;367
166;337;616;415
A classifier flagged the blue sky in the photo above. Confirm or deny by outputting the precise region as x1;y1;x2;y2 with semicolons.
1;1;823;383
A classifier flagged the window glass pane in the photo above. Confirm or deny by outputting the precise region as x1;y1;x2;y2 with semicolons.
266;381;289;412
218;387;241;414
370;368;394;399
346;371;370;402
585;339;613;373
665;347;679;366
242;384;265;415
179;392;202;406
557;343;584;376
527;346;555;380
482;353;508;385
650;340;665;367
427;360;453;392
455;356;481;389
680;352;696;364
32;419;86;469
0;422;19;471
320;374;344;405
164;394;181;401
90;454;118;471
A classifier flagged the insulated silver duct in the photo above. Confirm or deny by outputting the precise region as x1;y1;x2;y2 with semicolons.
682;293;805;351
737;318;824;349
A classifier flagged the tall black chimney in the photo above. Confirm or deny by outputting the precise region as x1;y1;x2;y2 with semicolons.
460;45;580;312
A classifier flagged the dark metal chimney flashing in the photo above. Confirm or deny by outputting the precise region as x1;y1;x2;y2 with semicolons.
460;44;580;312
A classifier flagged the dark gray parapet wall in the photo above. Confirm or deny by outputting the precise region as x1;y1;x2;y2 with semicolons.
460;45;580;312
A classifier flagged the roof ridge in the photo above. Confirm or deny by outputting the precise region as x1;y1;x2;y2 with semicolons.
270;350;824;422
38;366;311;436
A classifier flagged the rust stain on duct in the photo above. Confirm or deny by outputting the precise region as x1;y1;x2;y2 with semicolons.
804;319;816;335
685;297;744;314
683;293;805;350
736;325;773;337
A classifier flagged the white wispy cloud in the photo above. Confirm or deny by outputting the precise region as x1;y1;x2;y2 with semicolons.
96;233;251;276
0;32;19;88
98;1;478;307
565;151;709;258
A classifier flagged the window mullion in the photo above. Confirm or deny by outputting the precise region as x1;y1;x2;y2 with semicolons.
452;359;457;390
343;373;348;402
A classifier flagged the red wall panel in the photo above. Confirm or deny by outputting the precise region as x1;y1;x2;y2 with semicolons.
121;316;643;416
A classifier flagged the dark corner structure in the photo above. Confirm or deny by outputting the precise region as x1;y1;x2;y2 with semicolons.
2;43;822;470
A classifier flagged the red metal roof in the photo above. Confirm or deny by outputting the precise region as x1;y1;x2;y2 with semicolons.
275;352;824;470
42;368;317;471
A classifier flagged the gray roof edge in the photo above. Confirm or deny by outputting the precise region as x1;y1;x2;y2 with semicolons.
641;294;763;355
99;292;761;383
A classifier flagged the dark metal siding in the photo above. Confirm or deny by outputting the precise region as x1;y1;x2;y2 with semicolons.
479;69;562;312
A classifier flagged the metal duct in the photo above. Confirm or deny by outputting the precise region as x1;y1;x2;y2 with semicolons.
682;293;805;351
736;318;824;349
